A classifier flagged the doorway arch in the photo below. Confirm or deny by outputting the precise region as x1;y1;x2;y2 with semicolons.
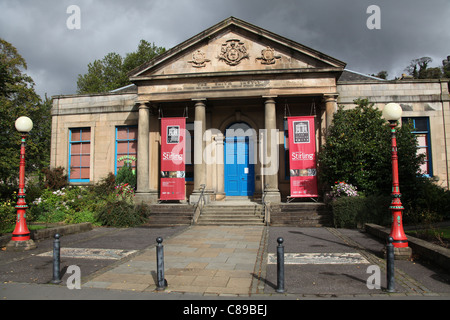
224;122;256;196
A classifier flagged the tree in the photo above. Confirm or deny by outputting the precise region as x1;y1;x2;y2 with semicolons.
371;70;388;79
0;38;52;185
318;98;423;197
442;56;450;78
77;40;165;94
122;40;166;73
404;57;443;79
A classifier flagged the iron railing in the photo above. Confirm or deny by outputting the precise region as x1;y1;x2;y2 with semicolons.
192;184;206;224
262;183;270;225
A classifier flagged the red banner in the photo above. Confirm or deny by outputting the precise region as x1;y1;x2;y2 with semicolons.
160;118;186;200
288;116;318;198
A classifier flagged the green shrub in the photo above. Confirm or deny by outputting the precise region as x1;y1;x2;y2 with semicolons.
65;210;97;225
403;178;450;224
330;196;366;228
116;164;136;188
0;197;17;234
95;200;145;227
41;167;68;190
330;195;391;228
89;173;116;199
28;186;99;224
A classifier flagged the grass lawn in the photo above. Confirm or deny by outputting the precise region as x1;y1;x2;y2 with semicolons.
406;226;450;248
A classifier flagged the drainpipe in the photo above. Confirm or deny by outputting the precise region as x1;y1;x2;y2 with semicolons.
440;79;450;189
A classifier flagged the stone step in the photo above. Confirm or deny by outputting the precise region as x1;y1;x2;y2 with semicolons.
200;209;263;215
142;204;193;227
196;203;265;226
268;203;332;227
197;221;265;226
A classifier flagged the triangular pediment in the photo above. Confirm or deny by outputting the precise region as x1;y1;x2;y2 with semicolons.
129;17;346;80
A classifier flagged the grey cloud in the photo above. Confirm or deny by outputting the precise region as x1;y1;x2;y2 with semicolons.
0;0;449;98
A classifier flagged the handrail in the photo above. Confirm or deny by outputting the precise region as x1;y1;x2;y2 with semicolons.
192;184;206;224
262;183;270;226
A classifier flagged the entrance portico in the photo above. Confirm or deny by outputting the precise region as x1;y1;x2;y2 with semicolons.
129;17;344;204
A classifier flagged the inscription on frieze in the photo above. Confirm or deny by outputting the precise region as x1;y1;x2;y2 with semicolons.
183;80;269;91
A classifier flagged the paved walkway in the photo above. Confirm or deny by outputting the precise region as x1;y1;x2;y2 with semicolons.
1;224;450;299
83;226;265;295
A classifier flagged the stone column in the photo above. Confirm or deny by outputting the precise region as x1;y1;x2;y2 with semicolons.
323;94;338;128
215;134;225;200
190;99;207;204
263;96;281;203
135;102;157;204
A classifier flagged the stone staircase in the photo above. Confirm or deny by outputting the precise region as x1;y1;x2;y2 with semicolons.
141;201;331;228
142;204;193;227
196;201;265;226
268;202;332;227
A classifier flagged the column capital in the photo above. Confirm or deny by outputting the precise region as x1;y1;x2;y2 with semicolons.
192;98;207;103
323;93;339;102
263;95;277;103
138;101;150;109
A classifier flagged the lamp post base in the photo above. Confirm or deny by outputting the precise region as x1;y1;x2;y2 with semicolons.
383;245;412;260
6;239;36;252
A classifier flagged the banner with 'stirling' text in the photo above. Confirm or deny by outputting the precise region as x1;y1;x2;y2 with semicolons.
288;116;318;198
160;117;186;200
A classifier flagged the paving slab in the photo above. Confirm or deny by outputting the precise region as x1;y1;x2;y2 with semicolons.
83;225;265;295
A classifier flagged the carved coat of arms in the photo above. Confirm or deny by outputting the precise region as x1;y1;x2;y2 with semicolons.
256;46;282;65
218;39;249;66
188;50;210;68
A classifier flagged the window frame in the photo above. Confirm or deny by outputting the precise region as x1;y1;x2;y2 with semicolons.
402;117;433;177
115;125;138;175
68;127;91;183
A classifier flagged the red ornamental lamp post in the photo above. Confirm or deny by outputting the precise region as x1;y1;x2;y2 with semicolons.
6;116;36;251
382;103;411;257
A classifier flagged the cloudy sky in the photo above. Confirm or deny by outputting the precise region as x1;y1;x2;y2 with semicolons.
1;0;449;99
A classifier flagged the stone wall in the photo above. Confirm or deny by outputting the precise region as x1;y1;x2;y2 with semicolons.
51;93;139;183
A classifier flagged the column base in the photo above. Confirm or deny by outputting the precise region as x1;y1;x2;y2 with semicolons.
6;239;36;252
135;191;159;205
264;190;281;203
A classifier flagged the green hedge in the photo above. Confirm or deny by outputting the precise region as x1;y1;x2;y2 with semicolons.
330;195;391;228
95;200;148;228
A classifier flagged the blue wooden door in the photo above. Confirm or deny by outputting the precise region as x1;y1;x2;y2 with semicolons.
225;136;255;196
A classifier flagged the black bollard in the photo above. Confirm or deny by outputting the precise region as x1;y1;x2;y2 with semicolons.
386;236;395;293
51;233;62;284
276;237;285;293
156;237;167;291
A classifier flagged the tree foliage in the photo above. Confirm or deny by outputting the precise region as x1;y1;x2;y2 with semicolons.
0;38;52;185
77;40;165;94
318;98;424;197
404;56;446;79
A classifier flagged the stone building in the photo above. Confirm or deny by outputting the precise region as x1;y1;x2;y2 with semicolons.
51;17;450;208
